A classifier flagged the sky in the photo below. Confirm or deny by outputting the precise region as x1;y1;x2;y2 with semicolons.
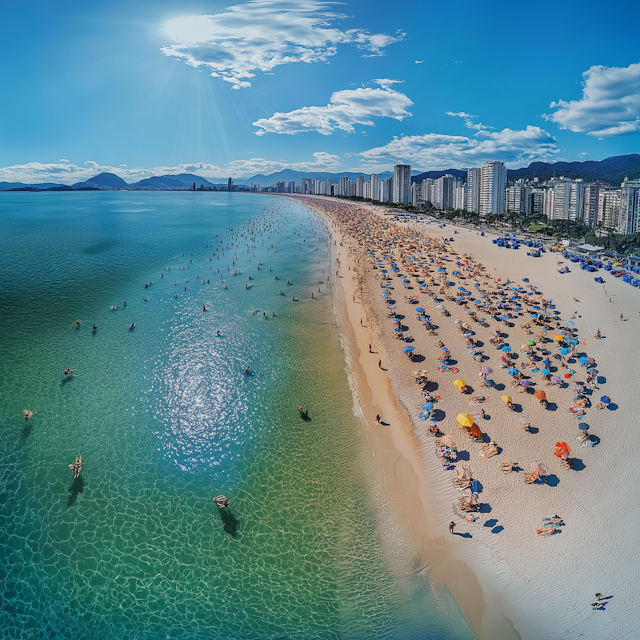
1;0;640;184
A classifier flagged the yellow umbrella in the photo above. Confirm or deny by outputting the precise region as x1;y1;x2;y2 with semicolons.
502;395;512;403
553;334;565;342
457;413;474;427
453;380;466;387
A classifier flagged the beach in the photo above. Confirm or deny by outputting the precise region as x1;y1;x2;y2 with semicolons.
298;195;640;640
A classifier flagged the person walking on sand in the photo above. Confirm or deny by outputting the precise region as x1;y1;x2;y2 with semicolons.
369;344;372;353
378;359;382;368
620;313;624;321
449;522;456;534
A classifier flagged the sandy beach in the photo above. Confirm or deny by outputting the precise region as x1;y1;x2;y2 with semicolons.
297;195;640;640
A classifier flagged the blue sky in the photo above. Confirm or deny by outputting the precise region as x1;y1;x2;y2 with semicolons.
1;0;640;184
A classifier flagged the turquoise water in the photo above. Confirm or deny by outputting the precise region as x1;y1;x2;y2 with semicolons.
0;192;473;640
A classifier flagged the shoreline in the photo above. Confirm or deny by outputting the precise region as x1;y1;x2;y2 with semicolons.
295;195;640;640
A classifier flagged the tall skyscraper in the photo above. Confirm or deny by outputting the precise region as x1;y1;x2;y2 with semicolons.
392;165;411;204
355;175;365;198
618;180;640;235
370;174;380;202
228;177;233;192
380;178;393;203
568;179;586;221
479;161;506;215
551;178;572;220
466;168;481;213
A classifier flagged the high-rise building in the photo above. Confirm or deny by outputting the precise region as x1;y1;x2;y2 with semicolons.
421;178;435;207
287;181;295;194
551;177;572;220
301;178;313;194
228;177;233;192
393;165;411;204
531;189;545;215
505;184;532;215
380;178;393;203
454;186;466;211
355;175;365;198
618;180;640;235
568;179;586;221
479;161;506;215
599;189;621;230
412;182;422;207
466;168;481;213
370;174;380;202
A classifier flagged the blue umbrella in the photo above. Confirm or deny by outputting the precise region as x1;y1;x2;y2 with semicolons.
416;307;425;313
507;367;519;376
501;345;511;352
441;347;449;351
579;423;590;431
381;270;388;273
458;286;466;291
600;396;611;404
395;327;403;332
569;339;579;345
421;402;434;412
543;359;551;366
529;313;538;318
587;368;598;374
382;295;389;298
393;318;401;323
559;348;569;355
392;269;400;273
541;368;551;375
403;346;415;353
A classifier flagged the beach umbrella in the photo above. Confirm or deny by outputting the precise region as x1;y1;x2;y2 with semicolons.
469;425;483;439
382;294;390;298
395;327;403;332
507;367;519;376
587;368;598;375
501;345;511;352
540;368;551;375
578;423;590;431
600;395;611;404
554;442;571;457
501;395;512;402
453;379;466;387
550;375;562;385
403;346;415;353
530;461;548;476
381;270;388;274
481;366;493;374
457;413;474;427
520;380;531;387
421;402;434;412
440;435;457;448
534;390;546;400
526;340;535;346
553;334;565;342
519;416;530;425
559;348;569;355
567;368;576;374
416;307;425;313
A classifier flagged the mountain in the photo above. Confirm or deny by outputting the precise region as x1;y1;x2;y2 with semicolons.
506;154;640;184
72;172;129;189
0;181;65;191
162;173;222;187
131;176;192;190
411;169;468;182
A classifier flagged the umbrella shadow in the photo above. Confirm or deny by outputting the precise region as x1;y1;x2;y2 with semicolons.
411;354;426;363
571;458;586;471
456;450;470;461
493;383;505;391
219;509;239;537
21;422;34;440
431;409;446;422
607;403;618;411
60;376;74;387
67;475;84;508
300;411;311;422
546;403;558;411
544;474;559;487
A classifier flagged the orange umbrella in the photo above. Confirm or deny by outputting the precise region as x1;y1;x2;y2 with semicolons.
534;390;546;400
469;425;482;439
554;442;571;457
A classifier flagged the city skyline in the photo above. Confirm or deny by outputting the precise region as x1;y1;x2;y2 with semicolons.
2;0;640;185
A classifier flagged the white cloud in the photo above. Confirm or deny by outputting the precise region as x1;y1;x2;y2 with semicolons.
253;79;412;135
161;1;404;89
415;60;423;64
446;111;488;131
546;62;640;138
0;153;342;184
356;125;559;171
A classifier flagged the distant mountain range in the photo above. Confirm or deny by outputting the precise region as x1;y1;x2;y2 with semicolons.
411;155;640;186
2;155;639;192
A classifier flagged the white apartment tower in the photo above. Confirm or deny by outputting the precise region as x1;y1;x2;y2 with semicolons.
355;175;365;198
618;180;640;235
479;161;506;215
370;174;380;202
551;178;572;220
393;164;411;204
466;168;481;213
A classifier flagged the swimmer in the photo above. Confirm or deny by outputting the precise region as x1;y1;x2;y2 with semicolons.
202;305;207;311
144;297;148;301
129;322;135;330
75;320;81;326
64;368;76;375
244;366;251;374
92;324;97;330
216;330;221;335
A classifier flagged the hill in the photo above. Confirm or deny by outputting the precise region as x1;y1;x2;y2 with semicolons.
72;172;129;189
131;176;192;190
506;154;640;184
411;169;468;183
0;181;65;191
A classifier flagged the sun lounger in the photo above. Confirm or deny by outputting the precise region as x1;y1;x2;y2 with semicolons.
524;473;539;484
500;462;515;473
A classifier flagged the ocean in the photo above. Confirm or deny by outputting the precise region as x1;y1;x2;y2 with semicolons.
0;192;473;640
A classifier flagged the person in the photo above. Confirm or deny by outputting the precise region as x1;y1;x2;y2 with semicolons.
75;320;81;326
594;329;601;339
595;593;603;600
369;344;372;353
23;409;33;420
244;366;251;374
92;324;97;330
378;359;382;368
375;414;381;423
64;368;76;375
129;322;135;330
216;329;221;335
620;313;624;321
360;318;363;326
449;522;456;534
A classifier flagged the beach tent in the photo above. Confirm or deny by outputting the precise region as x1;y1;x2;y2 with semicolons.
530;461;548;476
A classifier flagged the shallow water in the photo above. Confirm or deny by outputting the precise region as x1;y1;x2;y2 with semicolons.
0;192;473;639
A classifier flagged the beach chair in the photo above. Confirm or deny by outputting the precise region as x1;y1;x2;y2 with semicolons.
524;473;539;484
500;462;515;473
481;443;499;458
